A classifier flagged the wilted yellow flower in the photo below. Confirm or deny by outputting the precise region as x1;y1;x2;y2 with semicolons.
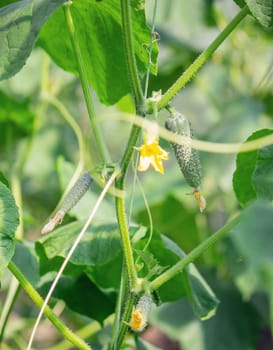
193;188;206;212
136;133;168;174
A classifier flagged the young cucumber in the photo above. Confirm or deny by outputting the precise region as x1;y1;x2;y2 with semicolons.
41;172;93;234
165;111;201;188
165;111;206;211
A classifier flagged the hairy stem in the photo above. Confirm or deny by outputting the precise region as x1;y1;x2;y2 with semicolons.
115;196;138;289
149;214;241;291
63;2;110;163
157;5;249;110
8;261;92;350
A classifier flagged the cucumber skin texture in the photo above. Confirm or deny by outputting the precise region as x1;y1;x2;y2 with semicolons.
165;112;202;188
61;172;93;213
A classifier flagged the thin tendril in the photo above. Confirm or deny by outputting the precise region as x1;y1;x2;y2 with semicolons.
99;112;273;154
144;0;158;98
26;171;118;350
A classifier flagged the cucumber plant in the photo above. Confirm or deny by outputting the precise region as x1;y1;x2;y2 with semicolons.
0;1;273;350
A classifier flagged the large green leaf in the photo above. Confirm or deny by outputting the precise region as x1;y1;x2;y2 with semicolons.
229;200;273;297
39;274;115;323
12;241;40;287
134;228;219;319
246;0;273;27
0;0;66;80
35;221;124;289
0;90;35;145
234;0;273;27
0;182;19;280
150;275;262;350
136;194;200;253
233;129;273;207
36;222;218;319
38;0;158;105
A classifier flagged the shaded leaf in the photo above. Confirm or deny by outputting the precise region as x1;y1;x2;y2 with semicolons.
36;221;218;319
136;195;200;253
0;0;67;80
39;274;115;323
38;0;158;105
230;200;273;296
12;241;40;287
0;182;19;280
0;90;35;144
150;274;262;350
182;264;219;320
0;171;10;188
233;129;273;207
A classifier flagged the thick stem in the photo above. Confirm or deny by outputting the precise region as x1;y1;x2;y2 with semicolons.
116;292;136;349
8;261;92;350
157;5;249;111
63;3;110;163
115;195;138;289
149;214;241;291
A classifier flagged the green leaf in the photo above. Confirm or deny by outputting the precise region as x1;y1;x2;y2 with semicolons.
136;195;200;253
38;0;158;105
0;171;10;188
182;264;219;320
233;129;273;207
134;229;219;319
0;91;35;144
246;0;273;27
12;241;40;287
35;221;124;289
0;182;19;280
230;200;273;296
150;275;262;350
0;0;66;80
36;221;218;319
39;274;115;323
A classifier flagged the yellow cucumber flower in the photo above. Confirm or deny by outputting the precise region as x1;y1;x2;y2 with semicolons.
136;131;168;174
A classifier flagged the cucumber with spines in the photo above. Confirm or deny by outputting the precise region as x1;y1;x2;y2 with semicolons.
41;172;93;234
165;111;202;189
60;172;93;213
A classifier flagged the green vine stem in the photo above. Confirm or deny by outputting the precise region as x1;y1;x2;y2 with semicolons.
114;0;148;290
115;196;138;289
8;261;92;350
157;5;249;111
109;263;127;350
115;292;136;349
63;2;110;164
149;214;241;291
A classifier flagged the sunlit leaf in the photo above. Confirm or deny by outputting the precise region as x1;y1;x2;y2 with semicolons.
38;0;158;105
0;0;66;80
